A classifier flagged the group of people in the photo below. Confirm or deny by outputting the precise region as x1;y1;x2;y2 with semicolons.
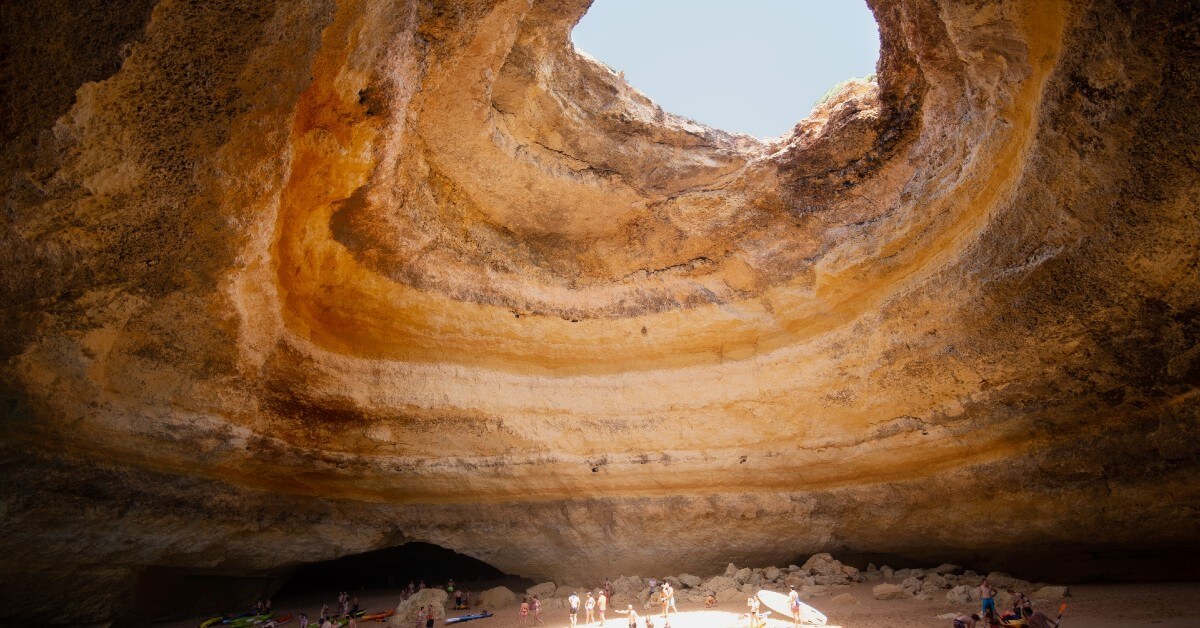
953;578;1061;628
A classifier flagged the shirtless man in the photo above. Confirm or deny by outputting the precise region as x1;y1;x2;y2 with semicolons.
586;592;596;623
979;578;997;618
614;604;640;628
569;592;582;628
598;590;608;627
788;585;802;628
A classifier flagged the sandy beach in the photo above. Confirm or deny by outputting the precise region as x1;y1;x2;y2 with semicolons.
158;579;1200;628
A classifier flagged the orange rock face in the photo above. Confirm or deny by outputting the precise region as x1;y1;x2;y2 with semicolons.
1;0;1198;623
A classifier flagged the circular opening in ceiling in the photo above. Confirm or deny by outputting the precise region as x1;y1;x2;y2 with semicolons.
571;0;881;139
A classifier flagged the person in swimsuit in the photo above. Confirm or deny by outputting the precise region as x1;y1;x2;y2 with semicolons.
586;592;596;624
614;604;639;628
664;582;677;616
533;596;544;625
416;607;427;628
788;586;802;628
569;592;581;628
598;590;608;627
520;598;530;627
747;596;762;628
979;578;997;617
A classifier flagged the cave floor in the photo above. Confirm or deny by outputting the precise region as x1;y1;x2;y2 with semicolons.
156;580;1200;628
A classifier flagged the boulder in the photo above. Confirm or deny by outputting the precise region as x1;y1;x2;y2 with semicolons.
813;574;849;586
740;583;755;594
664;577;682;590
612;576;643;596
701;576;737;594
725;563;738;577
748;572;763;587
1034;586;1069;599
923;574;949;590
931;563;963;575
872;583;908;600
678;574;701;588
801;553;845;577
733;567;752;584
800;585;830;597
478;586;517;610
787;565;801;573
946;585;973;605
831;593;858;605
527;582;557;598
863;570;883;582
986;572;1017;589
389;589;449;627
764;567;782;581
900;577;922;596
881;566;895;580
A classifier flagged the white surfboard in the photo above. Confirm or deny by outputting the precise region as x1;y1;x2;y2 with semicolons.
756;590;827;626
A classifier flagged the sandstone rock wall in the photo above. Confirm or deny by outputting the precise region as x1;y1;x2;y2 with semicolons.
1;0;1198;624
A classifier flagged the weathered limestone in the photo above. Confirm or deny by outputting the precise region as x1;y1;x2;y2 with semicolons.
0;0;1197;624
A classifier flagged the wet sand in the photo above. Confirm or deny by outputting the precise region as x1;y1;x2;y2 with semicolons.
159;579;1200;628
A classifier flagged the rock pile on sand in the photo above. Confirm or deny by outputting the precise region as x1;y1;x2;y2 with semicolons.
516;554;1069;611
388;589;448;627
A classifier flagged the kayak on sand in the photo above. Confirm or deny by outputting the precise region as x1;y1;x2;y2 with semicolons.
444;611;494;624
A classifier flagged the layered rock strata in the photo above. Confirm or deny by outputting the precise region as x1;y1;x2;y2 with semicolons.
1;0;1198;624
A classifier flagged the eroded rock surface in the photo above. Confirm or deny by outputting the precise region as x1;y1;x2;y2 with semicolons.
1;0;1198;624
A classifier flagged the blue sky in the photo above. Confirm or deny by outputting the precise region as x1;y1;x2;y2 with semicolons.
571;1;880;138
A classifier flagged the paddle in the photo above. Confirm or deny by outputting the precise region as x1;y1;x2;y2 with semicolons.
1055;602;1067;626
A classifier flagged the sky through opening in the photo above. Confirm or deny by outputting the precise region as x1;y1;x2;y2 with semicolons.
571;1;881;138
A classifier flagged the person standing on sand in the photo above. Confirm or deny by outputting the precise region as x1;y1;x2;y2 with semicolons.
586;591;596;624
533;596;544;625
747;595;762;628
788;585;802;628
519;597;530;627
299;612;309;628
979;578;997;617
661;582;676;616
598;589;608;627
416;606;427;628
569;592;582;628
615;604;639;628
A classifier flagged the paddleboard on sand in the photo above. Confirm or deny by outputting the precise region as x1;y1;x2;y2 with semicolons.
444;611;493;624
756;590;827;626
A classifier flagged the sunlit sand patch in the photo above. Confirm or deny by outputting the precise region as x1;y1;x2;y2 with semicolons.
565;611;837;628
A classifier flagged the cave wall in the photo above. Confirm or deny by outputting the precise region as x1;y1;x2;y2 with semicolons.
1;0;1198;623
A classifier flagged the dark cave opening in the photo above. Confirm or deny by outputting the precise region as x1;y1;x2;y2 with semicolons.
275;542;513;598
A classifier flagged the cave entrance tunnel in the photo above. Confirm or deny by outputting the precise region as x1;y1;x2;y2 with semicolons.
133;543;523;624
274;541;523;600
